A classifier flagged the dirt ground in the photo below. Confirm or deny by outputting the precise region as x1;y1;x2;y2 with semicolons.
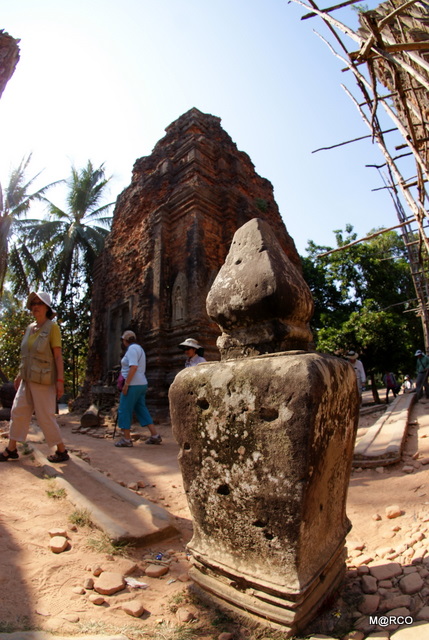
0;398;428;640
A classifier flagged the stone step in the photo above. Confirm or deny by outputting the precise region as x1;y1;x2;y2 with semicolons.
354;393;416;467
32;447;178;545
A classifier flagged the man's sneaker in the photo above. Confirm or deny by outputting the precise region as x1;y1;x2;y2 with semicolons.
114;437;133;448
0;447;19;462
145;434;162;445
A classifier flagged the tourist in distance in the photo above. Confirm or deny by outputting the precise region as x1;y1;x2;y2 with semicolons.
413;349;429;400
382;371;400;404
346;350;366;400
179;338;206;367
402;374;414;393
0;291;69;463
115;330;162;447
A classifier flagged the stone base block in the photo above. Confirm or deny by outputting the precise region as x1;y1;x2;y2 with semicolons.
189;543;346;634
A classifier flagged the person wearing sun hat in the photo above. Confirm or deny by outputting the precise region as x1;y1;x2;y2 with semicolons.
0;291;69;463
346;350;366;399
414;349;429;400
179;338;206;367
115;330;162;447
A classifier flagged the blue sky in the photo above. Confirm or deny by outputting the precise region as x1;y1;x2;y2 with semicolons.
0;0;407;255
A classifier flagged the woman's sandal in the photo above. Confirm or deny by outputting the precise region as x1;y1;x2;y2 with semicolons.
0;447;19;462
47;449;69;463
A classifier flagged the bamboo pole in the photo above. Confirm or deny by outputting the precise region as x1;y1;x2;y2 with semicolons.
301;0;361;20
317;221;415;257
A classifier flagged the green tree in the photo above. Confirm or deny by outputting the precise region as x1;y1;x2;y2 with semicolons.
28;160;114;302
0;154;59;295
0;292;31;382
303;225;421;400
20;161;114;398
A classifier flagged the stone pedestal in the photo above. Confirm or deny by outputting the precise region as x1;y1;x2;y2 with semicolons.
170;351;359;632
169;217;360;634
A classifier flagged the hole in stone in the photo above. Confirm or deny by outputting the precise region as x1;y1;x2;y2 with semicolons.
253;520;267;528
197;398;209;410
264;532;274;540
260;407;278;422
217;484;230;495
235;259;242;265
183;442;191;451
320;504;323;511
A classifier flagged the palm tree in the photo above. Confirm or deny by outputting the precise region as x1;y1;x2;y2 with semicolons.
0;154;59;295
29;160;114;302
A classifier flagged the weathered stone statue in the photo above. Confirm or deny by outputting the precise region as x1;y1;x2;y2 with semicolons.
169;218;360;635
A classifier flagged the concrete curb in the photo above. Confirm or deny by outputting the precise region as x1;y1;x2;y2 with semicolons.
354;393;416;467
31;447;178;544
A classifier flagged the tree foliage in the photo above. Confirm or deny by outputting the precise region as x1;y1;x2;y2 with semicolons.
26;160;113;302
0;154;60;296
2;159;114;398
303;224;421;382
0;293;31;382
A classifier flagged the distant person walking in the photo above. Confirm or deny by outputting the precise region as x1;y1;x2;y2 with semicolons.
115;331;162;447
382;371;400;404
414;349;429;400
179;338;206;367
0;291;69;463
346;350;366;400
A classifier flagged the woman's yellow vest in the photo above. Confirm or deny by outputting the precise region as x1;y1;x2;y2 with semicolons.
19;320;57;385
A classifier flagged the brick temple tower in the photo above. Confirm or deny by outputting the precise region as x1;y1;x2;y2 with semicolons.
86;108;302;417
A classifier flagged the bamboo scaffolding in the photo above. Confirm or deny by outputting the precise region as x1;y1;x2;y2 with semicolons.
292;0;429;346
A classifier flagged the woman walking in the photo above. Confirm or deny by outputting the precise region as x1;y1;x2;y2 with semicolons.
115;330;161;447
0;291;69;463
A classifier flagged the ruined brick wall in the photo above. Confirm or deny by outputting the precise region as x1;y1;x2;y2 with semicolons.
86;108;302;416
0;30;20;100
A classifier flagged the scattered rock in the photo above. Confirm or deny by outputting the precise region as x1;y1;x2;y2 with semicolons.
89;593;105;605
72;586;85;595
218;633;234;640
369;563;403;581
361;574;377;593
380;595;412;612
358;593;380;614
416;605;429;621
48;527;68;538
342;632;365;640
386;505;403;519
49;535;68;553
62;613;80;623
399;572;424;594
122;599;146;617
83;577;94;589
177;606;197;622
93;571;126;595
178;572;190;582
354;554;374;566
145;564;169;578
